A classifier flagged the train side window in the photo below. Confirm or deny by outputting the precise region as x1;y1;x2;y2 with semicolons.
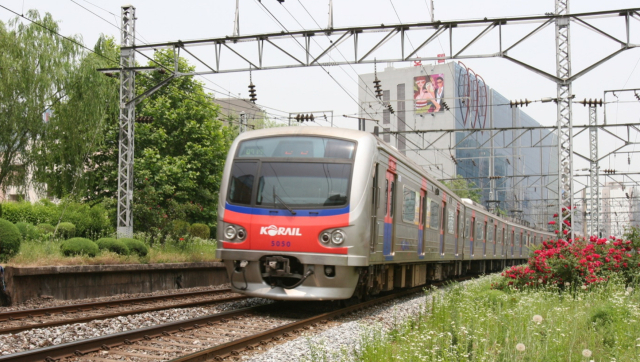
402;187;419;224
475;221;483;242
487;223;493;242
390;181;396;217
447;208;455;234
429;199;440;230
464;217;470;238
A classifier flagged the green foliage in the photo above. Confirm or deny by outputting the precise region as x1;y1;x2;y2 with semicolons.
83;49;234;235
37;223;56;235
60;237;99;257
56;222;76;239
96;238;129;255
0;203;2;218
119;238;149;257
15;222;40;241
31;36;120;197
0;219;21;261
0;10;84;190
443;174;482;203
339;275;640;362
171;220;191;238
0;200;112;238
189;223;210;239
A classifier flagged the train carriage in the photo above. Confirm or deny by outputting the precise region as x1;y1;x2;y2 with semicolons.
217;127;554;301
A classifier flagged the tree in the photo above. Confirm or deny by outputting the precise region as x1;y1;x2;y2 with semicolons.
31;36;120;197
443;175;481;203
84;49;234;234
0;11;84;193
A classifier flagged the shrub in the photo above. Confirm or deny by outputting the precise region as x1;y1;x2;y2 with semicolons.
189;223;210;239
0;203;2;218
60;238;99;257
15;222;29;239
15;222;40;241
37;223;56;234
119;238;149;257
56;222;76;239
96;238;129;255
0;219;21;261
171;220;191;237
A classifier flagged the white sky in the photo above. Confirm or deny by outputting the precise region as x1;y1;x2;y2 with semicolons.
2;0;640;183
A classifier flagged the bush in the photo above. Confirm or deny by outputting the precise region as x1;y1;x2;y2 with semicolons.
56;222;76;239
0;203;2;218
15;222;40;241
37;223;55;234
96;238;129;255
119;238;149;257
0;219;21;261
171;220;191;238
189;223;210;239
60;237;99;257
0;200;113;238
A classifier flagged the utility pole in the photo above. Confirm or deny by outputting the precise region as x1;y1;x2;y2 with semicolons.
117;5;136;238
233;0;240;37
555;0;574;239
327;0;333;29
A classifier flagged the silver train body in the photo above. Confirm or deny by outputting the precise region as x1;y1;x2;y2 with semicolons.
217;127;554;300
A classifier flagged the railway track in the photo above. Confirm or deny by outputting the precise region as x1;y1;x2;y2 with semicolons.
0;289;246;335
0;276;473;362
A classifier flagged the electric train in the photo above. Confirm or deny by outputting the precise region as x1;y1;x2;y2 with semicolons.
216;126;554;300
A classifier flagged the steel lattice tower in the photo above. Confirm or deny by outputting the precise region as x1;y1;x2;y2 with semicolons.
589;105;599;236
555;0;574;238
117;5;136;238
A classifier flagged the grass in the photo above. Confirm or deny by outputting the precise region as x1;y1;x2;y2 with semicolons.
325;274;640;362
4;237;218;266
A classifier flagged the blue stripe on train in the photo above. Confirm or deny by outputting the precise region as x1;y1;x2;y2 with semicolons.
225;202;349;216
383;222;393;260
417;230;424;260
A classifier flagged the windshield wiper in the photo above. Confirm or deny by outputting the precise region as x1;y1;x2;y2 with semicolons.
273;186;296;215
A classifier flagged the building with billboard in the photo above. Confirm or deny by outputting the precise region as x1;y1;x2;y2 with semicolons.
358;61;559;229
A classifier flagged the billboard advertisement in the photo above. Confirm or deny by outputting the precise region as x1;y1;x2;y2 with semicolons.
414;74;444;114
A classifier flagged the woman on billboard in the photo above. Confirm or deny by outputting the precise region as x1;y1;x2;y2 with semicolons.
414;75;443;114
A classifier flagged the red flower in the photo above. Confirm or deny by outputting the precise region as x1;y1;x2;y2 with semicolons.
179;237;185;241
549;221;557;225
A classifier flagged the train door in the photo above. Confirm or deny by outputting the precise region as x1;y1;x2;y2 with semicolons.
491;223;498;257
456;206;463;258
510;229;515;257
501;227;506;257
441;199;447;256
370;163;379;252
470;215;476;257
418;188;425;259
383;171;396;260
483;219;488;257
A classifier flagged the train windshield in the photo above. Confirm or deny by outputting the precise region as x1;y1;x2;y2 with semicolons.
255;163;351;208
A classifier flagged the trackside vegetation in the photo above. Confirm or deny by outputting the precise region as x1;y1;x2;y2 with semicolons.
340;274;640;362
312;228;640;361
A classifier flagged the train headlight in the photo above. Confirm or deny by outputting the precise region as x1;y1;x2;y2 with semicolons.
224;225;237;240
320;232;331;244
237;227;247;241
331;230;345;245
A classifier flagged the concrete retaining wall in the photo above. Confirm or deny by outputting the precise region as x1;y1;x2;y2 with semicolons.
1;262;229;305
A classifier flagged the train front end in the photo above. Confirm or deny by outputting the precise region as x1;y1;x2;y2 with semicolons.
217;128;374;301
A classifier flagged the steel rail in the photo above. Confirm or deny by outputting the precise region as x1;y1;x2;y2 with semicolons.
0;304;266;362
0;289;233;322
0;295;247;335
